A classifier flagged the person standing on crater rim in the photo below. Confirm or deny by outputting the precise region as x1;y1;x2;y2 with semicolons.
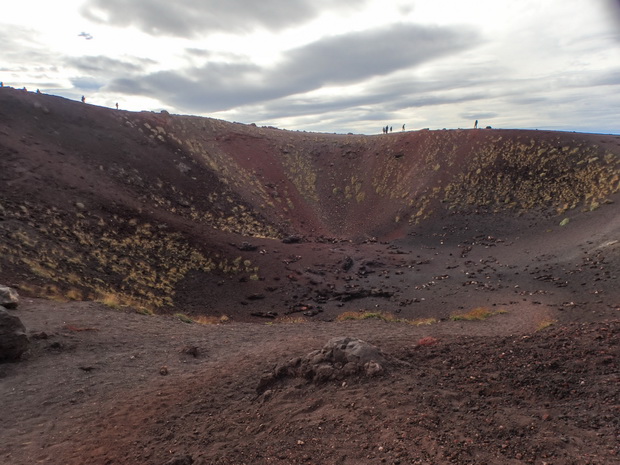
81;95;86;103
474;119;478;129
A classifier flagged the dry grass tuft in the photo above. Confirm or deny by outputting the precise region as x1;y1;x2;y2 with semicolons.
336;311;400;322
174;313;194;324
408;317;438;326
336;311;437;325
135;307;155;316
272;315;308;324
536;318;557;331
96;292;122;308
193;315;230;325
450;307;507;321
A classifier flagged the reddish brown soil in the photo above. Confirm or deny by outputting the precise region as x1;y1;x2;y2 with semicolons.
0;87;619;464
1;300;618;464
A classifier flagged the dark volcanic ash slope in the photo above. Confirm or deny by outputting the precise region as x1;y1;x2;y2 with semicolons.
1;87;619;319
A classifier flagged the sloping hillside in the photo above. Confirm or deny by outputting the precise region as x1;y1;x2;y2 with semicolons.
1;87;619;318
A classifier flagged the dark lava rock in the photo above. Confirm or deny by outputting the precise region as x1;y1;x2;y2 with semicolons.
237;242;258;251
282;235;302;244
0;308;29;362
342;256;354;271
163;454;193;465
251;311;277;319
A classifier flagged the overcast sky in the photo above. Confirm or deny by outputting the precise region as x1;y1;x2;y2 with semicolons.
2;0;620;134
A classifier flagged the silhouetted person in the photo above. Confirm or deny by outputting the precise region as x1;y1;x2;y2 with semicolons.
81;95;85;103
402;124;405;131
116;102;119;110
474;119;478;129
390;126;393;132
0;82;3;88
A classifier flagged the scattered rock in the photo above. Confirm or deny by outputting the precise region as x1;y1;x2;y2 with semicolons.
160;365;169;376
181;345;199;357
258;337;388;391
333;288;394;302
282;235;302;244
251;311;277;319
237;241;258;251
0;308;29;362
0;285;19;309
341;256;354;271
163;455;193;465
177;162;191;174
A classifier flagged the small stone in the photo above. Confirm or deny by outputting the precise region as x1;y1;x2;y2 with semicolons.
365;360;384;377
0;285;19;309
181;345;199;357
163;455;193;465
159;365;169;376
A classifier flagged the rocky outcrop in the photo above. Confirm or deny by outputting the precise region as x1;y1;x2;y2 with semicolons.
0;308;29;362
0;285;19;309
258;337;387;391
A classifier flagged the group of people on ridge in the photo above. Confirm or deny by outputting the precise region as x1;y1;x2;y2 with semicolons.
382;124;406;134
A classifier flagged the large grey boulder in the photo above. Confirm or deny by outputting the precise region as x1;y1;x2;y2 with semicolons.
0;308;29;362
0;285;19;309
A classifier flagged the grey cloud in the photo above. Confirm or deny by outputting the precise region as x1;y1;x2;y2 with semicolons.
459;112;498;120
65;56;155;74
0;24;63;83
81;0;367;38
186;48;213;58
0;25;53;63
255;91;488;125
71;76;105;91
108;23;478;113
566;69;620;88
507;96;549;106
390;92;488;110
276;24;477;89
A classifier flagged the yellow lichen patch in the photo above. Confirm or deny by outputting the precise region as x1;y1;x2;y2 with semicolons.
0;205;255;310
442;137;620;215
450;307;507;321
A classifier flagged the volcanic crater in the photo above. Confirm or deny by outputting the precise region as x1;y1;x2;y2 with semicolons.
1;87;619;465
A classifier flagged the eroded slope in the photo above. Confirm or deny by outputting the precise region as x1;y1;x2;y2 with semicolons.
0;87;618;315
